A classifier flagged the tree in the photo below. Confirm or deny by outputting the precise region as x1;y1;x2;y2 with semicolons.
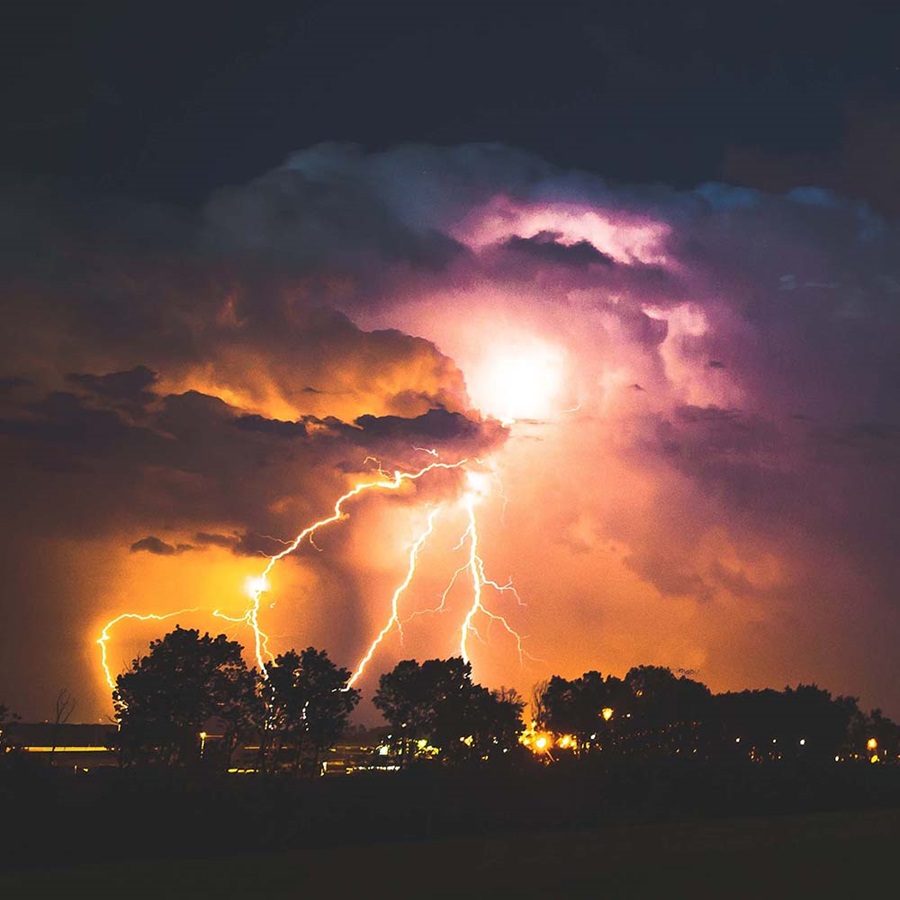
264;647;360;773
372;658;439;763
49;688;76;758
623;665;711;757
113;626;262;768
538;671;628;755
847;705;900;762
374;657;524;765
464;686;526;763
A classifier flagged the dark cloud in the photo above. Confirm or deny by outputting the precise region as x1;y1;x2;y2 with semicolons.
0;375;31;394
194;531;239;550
66;365;158;412
352;408;503;450
130;536;194;556
234;415;315;439
500;232;615;268
625;550;715;605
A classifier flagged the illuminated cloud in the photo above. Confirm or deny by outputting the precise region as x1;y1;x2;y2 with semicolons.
0;144;898;724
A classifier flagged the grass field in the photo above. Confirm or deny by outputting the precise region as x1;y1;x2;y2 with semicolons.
3;806;898;899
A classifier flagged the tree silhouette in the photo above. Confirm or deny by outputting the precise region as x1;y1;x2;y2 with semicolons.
49;688;76;757
464;685;526;764
374;657;525;765
622;665;711;757
264;647;360;773
113;626;262;768
538;671;629;755
372;658;438;764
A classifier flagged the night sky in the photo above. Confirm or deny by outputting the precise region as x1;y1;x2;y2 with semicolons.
2;1;899;724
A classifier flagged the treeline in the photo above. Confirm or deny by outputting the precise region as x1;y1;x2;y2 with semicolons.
110;627;527;773
533;667;899;766
2;627;898;773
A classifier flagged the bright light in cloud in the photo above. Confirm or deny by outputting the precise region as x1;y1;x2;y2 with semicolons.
466;338;567;424
464;470;492;505
244;575;270;598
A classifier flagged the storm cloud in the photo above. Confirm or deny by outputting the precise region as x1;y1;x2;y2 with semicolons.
1;143;898;723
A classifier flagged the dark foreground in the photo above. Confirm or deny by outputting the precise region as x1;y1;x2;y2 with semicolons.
3;761;900;898
2;806;899;899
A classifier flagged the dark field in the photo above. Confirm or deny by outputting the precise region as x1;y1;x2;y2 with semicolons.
2;807;899;899
3;762;899;898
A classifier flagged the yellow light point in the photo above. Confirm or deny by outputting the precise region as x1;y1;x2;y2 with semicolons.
96;609;200;694
349;506;444;687
601;707;614;721
241;459;469;676
867;737;878;751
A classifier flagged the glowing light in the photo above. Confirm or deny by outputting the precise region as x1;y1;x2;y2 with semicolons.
243;575;269;599
601;707;614;721
465;339;566;425
867;737;878;751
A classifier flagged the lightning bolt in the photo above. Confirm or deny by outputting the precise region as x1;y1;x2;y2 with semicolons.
456;472;527;665
237;459;469;676
350;465;530;683
348;505;443;687
97;609;200;693
97;456;530;703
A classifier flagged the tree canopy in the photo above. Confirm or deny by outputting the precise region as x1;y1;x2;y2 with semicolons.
374;657;525;765
99;625;897;772
264;647;360;772
113;626;261;767
533;666;882;763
